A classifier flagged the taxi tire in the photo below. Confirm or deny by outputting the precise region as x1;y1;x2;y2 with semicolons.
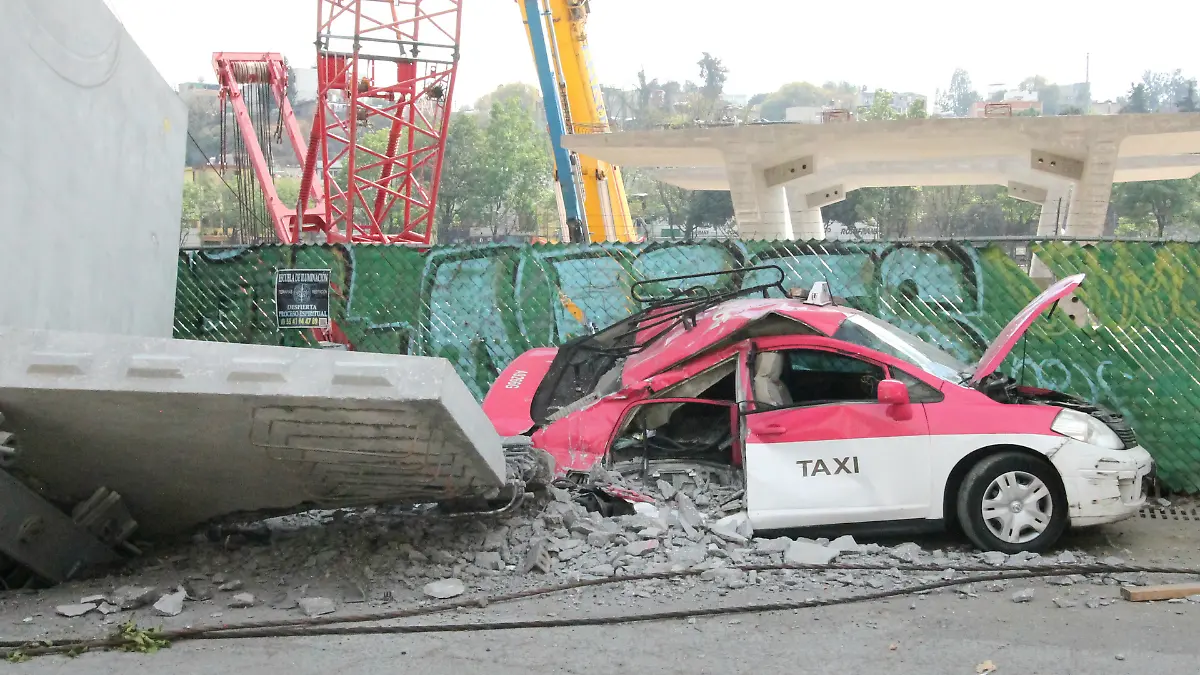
956;451;1068;554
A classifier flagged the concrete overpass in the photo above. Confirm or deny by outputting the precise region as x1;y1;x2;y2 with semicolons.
561;114;1200;240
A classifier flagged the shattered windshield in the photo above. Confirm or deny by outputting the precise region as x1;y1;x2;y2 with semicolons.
832;313;969;384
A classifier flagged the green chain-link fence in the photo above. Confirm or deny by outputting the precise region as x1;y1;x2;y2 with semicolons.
174;239;1200;493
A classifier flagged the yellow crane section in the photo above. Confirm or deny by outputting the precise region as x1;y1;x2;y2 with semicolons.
523;0;637;243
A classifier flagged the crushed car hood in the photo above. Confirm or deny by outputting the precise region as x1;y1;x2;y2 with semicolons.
970;273;1085;383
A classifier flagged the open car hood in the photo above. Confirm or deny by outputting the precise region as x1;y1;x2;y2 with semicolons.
969;273;1085;384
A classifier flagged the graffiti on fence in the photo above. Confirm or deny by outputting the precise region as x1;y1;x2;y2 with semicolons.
174;240;1200;492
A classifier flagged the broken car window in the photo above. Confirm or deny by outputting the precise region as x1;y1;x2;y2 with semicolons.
832;314;968;384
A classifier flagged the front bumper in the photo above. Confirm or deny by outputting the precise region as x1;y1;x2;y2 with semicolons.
1051;441;1155;527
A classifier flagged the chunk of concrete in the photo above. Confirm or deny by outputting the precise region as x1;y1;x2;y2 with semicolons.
1012;588;1036;603
55;603;97;618
785;540;839;566
674;494;705;536
227;593;257;608
828;535;860;553
0;327;506;535
298;597;336;617
423;579;466;600
626;540;659;557
153;590;186;617
112;585;157;610
755;537;792;553
475;551;504;571
523;538;553;574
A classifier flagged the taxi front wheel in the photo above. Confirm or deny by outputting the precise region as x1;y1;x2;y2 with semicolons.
956;451;1068;554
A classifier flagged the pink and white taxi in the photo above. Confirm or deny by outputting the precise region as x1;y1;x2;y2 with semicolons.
484;267;1154;553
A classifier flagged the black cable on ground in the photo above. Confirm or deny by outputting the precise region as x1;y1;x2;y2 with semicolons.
2;561;1196;659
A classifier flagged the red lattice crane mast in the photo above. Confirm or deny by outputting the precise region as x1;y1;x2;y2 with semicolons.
213;1;461;245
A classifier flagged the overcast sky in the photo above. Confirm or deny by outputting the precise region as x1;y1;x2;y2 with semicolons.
104;0;1196;106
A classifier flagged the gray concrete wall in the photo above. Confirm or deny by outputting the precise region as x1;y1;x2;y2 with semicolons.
0;0;186;338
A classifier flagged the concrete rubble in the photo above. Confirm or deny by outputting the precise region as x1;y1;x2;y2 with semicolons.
10;469;1192;637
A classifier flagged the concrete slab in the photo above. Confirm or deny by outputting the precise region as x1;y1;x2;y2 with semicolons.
0;327;505;536
0;0;185;338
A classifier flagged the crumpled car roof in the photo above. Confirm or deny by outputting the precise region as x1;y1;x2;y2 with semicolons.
623;298;854;385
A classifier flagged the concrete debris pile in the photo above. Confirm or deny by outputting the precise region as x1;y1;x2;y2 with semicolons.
22;472;1175;629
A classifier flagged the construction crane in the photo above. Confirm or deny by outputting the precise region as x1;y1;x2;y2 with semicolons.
213;1;462;245
518;0;638;243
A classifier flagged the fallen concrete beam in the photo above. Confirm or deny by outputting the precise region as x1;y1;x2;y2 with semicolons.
0;327;505;536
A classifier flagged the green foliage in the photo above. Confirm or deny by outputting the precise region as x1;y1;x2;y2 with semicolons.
855;186;921;237
1179;82;1198;112
470;97;554;239
859;90;900;121
938;69;981;117
1123;83;1150;113
756;82;855;121
437;113;487;230
116;621;170;654
1113;178;1200;237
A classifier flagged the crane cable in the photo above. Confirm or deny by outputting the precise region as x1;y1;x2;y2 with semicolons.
3;560;1196;659
185;130;274;245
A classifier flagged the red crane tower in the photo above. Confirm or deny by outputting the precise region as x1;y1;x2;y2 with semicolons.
213;0;462;245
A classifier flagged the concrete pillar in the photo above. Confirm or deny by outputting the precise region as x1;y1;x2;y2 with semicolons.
1064;139;1119;237
725;159;793;240
1030;184;1071;283
1035;185;1071;237
785;184;826;241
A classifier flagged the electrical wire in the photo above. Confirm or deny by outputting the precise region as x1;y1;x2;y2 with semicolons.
185;130;275;244
3;560;1196;659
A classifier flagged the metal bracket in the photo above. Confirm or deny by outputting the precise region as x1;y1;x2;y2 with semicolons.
0;469;119;584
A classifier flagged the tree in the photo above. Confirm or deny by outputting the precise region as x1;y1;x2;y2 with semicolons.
1178;82;1198;112
475;97;553;240
473;83;544;125
684;191;734;240
1140;70;1197;112
1122;83;1150;113
921;186;976;238
1112;178;1200;237
907;98;928;119
938;69;981;117
859;90;900;121
696;52;728;121
756;82;848;121
856;186;921;238
436;112;487;233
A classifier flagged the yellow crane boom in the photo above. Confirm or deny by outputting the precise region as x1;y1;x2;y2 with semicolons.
519;0;637;243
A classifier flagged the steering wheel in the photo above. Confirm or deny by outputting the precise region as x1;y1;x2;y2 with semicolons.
859;373;880;397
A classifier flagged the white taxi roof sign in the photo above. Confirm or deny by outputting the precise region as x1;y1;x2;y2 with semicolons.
804;281;833;306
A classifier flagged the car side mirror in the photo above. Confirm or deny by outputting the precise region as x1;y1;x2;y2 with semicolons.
877;379;910;406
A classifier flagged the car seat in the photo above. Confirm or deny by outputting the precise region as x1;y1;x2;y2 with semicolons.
753;352;792;407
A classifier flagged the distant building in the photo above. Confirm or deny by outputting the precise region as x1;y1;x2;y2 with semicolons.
291;67;318;102
1091;101;1121;115
784;106;823;124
